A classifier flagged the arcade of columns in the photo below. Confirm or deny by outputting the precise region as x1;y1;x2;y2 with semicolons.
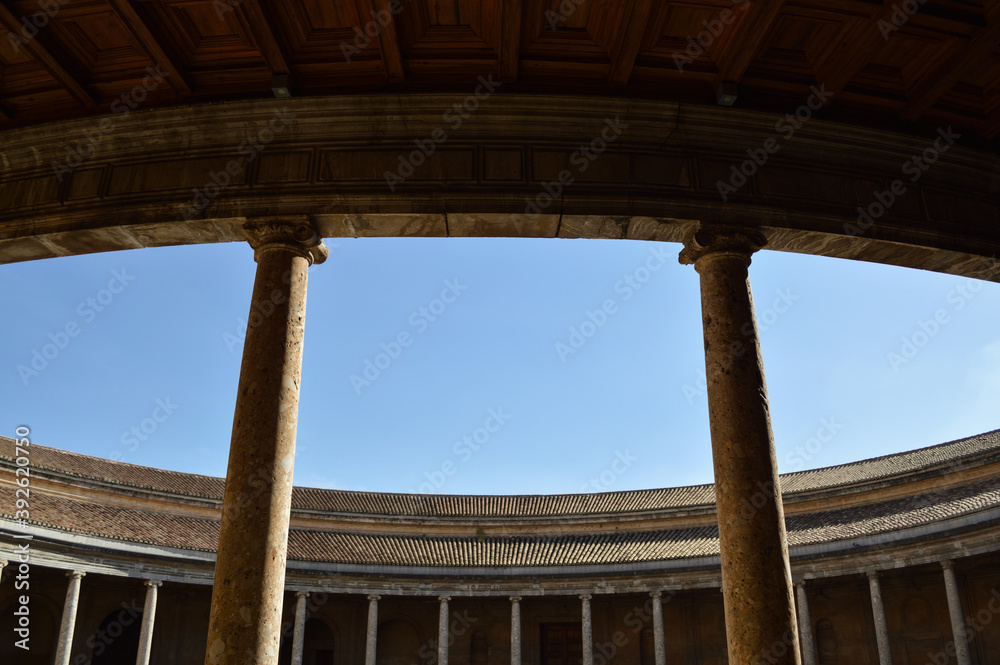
0;218;979;665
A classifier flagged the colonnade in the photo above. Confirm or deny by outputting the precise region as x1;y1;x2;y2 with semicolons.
0;220;978;665
1;559;978;665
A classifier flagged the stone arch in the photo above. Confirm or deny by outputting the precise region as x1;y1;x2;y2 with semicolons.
376;618;423;665
0;596;59;665
89;606;144;665
816;618;837;665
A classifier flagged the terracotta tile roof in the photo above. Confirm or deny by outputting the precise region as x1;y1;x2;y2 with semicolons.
1;429;998;519
3;474;997;566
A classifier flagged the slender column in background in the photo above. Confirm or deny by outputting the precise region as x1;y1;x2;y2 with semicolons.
203;217;327;665
136;579;162;665
365;595;380;665
941;561;972;665
581;594;593;665
291;591;309;665
54;570;85;665
679;227;800;665
510;596;522;665
438;595;451;665
651;590;666;665
867;571;893;665
795;581;816;665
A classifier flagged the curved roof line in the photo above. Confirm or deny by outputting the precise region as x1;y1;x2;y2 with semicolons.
3;428;998;518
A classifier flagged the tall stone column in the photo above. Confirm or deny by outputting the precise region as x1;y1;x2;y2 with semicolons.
54;570;85;665
941;561;972;665
651;591;666;665
438;596;451;665
581;594;593;665
136;580;161;665
365;595;379;665
291;591;309;665
510;596;522;665
204;217;328;665
679;227;800;665
795;581;816;665
0;559;7;584
867;571;893;665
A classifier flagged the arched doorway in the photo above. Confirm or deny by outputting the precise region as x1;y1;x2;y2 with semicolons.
89;608;143;665
376;619;421;665
302;618;335;665
0;598;58;665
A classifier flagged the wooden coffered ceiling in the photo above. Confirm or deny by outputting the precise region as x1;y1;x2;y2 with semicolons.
0;0;997;144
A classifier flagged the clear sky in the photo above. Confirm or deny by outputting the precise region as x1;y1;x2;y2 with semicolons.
3;237;998;495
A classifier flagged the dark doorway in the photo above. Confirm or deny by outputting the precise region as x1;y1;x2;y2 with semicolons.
540;623;583;665
90;608;143;665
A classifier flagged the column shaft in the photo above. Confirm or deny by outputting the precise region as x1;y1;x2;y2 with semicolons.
680;229;799;665
581;594;593;665
136;580;161;665
795;582;816;665
941;561;972;665
651;591;666;665
438;596;450;665
867;572;893;665
54;571;85;665
291;592;309;665
510;597;522;665
204;219;326;665
365;595;379;665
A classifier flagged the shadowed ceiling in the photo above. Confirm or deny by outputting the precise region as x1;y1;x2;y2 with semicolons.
0;0;997;146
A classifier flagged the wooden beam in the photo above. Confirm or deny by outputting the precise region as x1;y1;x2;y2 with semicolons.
371;0;405;83
106;0;191;94
238;0;291;75
901;16;1000;122
0;3;96;106
608;0;654;87
711;0;787;86
498;0;523;82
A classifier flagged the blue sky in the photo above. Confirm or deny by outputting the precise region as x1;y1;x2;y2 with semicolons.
3;238;998;495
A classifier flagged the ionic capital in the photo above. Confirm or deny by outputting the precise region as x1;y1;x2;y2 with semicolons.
144;579;163;588
510;596;522;603
580;594;592;601
367;594;381;602
438;595;451;603
650;590;662;598
243;216;328;265
678;225;767;268
296;590;310;599
940;559;955;571
67;570;86;580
